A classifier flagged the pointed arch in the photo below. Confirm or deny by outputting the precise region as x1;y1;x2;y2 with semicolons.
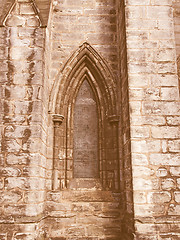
50;43;120;191
1;0;50;27
49;42;117;118
0;0;15;26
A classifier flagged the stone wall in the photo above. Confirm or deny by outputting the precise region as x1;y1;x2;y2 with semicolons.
46;0;120;190
44;0;122;238
0;0;179;239
0;0;47;238
125;0;180;239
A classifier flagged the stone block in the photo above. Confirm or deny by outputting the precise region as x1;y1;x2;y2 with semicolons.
161;178;176;190
64;226;86;237
127;18;157;30
126;29;149;41
156;167;168;177
134;204;164;217
168;204;180;215
14;101;33;115
151;0;172;5
128;49;153;62
161;87;179;100
158;39;175;49
149;154;180;166
25;203;44;216
167;116;180;126
127;39;158;49
150;29;174;41
28;177;45;190
6;15;26;27
156;62;177;74
4;86;26;100
168;140;180;152
143;101;180;115
147;191;171;203
20;3;35;15
154;49;175;62
128;73;149;87
24;191;45;203
126;6;147;19
147;6;172;19
170;167;180;177
157;19;174;30
0;167;21;177
22;166;45;178
149;74;178;87
128;62;155;74
61;190;115;202
3;204;26;216
132;153;149;165
0;190;22;204
6;139;22;153
131;140;161;153
130;116;166;126
6;153;31;165
13;233;35;240
133;178;157;190
27;16;40;27
125;0;151;5
129;101;141;115
4;177;29;190
131;126;150;138
132;166;154;177
174;192;180;203
134;191;147;204
151;126;180;139
143;88;160;100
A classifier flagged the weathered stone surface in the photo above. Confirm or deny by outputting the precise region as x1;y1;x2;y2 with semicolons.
156;168;168;178
0;0;179;239
147;192;171;203
170;167;180;177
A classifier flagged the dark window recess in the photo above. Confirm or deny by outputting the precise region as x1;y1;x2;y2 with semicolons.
73;80;99;178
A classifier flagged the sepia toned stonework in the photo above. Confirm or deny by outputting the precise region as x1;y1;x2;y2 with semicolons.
0;0;179;239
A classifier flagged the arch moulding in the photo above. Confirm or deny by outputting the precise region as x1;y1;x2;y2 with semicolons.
49;42;120;191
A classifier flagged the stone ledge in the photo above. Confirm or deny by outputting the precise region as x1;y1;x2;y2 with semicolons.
47;190;120;203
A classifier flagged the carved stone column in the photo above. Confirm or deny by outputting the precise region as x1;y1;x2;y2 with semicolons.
52;114;64;190
107;115;120;191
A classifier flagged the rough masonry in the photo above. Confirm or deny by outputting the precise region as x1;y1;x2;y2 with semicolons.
0;0;179;239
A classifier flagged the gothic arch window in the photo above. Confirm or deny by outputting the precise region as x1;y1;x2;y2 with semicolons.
73;79;99;179
49;42;119;191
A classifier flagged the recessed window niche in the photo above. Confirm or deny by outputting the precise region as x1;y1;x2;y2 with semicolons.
73;80;99;178
51;43;119;191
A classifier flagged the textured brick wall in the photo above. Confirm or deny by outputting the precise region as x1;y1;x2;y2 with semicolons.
125;0;180;239
0;0;47;238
